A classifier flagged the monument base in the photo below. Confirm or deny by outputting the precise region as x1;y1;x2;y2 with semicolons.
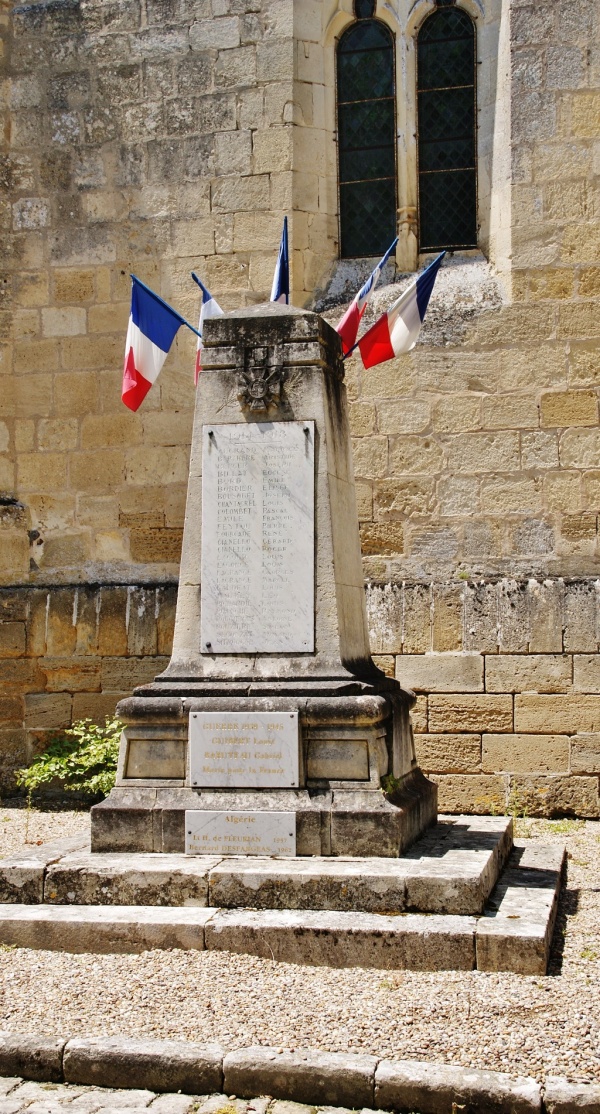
91;678;437;856
91;770;437;856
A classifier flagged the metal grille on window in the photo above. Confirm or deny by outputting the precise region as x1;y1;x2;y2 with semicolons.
417;7;477;252
337;18;397;258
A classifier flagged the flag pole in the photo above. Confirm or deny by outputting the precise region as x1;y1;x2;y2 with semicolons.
191;272;209;298
131;274;202;339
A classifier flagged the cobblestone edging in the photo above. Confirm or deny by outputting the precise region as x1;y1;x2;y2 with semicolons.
0;1033;599;1113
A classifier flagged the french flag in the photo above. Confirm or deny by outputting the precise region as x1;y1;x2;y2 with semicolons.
122;276;186;411
358;252;445;370
336;237;398;356
192;274;224;385
270;216;289;304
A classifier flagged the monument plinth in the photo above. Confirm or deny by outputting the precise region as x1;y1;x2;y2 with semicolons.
92;304;437;855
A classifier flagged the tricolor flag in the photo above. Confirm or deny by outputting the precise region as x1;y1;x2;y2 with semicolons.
192;273;224;385
336;237;398;356
270;216;289;304
357;252;445;370
122;276;188;412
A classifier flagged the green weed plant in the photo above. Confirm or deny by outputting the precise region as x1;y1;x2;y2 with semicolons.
15;717;122;801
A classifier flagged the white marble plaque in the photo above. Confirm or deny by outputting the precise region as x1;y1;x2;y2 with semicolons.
200;421;315;653
189;711;300;788
185;810;296;856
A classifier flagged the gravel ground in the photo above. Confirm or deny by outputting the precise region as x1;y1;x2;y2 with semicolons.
0;805;90;856
0;809;598;1088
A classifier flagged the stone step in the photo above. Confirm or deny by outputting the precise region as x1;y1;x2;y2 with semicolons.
477;840;566;975
1;816;513;917
0;841;564;973
0;902;476;968
207;814;512;916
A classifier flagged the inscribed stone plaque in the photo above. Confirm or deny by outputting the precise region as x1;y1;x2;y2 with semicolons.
189;711;300;788
185;810;296;856
200;421;315;653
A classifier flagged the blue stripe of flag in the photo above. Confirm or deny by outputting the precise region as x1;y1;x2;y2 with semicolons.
131;276;184;353
416;251;446;322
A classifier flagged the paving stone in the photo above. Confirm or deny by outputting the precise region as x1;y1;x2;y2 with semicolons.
148;1096;199;1113
476;842;566;975
223;1047;376;1109
0;1082;20;1098
374;1058;541;1113
543;1075;600;1112
64;1038;223;1096
270;1103;316;1114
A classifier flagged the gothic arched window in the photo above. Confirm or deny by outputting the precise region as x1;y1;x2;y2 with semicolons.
417;6;477;252
337;6;397;258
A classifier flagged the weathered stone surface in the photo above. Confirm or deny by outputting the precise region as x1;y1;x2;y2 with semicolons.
508;774;600;818
570;734;600;774
396;654;483;693
0;1034;65;1083
428;696;513;734
573;655;600;693
543;1076;600;1113
375;1058;541;1114
0;834;89;904
205;908;476;970
482;734;570;774
514;695;600;734
207;816;510;915
477;842;565;976
415;733;481;774
223;1047;376;1109
431;774;507;815
45;852;220;906
485;655;572;694
0;904;212;954
63;1036;224;1094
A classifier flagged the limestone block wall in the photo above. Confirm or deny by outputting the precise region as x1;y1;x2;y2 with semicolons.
0;584;176;793
1;0;297;583
367;579;600;819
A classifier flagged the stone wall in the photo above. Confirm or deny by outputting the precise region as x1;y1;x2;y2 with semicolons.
0;583;176;792
367;578;600;818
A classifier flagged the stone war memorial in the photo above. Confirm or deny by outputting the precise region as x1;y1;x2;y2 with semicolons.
93;301;437;859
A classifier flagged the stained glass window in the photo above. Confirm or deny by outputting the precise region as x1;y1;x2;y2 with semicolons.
337;18;397;258
417;7;477;251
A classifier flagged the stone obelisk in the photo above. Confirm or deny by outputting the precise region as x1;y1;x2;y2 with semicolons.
92;304;437;855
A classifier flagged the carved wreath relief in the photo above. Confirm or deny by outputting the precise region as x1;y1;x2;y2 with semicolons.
237;345;285;412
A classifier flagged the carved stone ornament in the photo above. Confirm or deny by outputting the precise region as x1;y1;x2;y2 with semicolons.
237;345;285;412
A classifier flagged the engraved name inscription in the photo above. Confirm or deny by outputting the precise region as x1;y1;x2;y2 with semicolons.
189;711;300;788
185;810;296;856
200;422;314;654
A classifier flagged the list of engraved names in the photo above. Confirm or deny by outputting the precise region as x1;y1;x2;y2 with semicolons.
201;422;315;653
189;711;300;788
